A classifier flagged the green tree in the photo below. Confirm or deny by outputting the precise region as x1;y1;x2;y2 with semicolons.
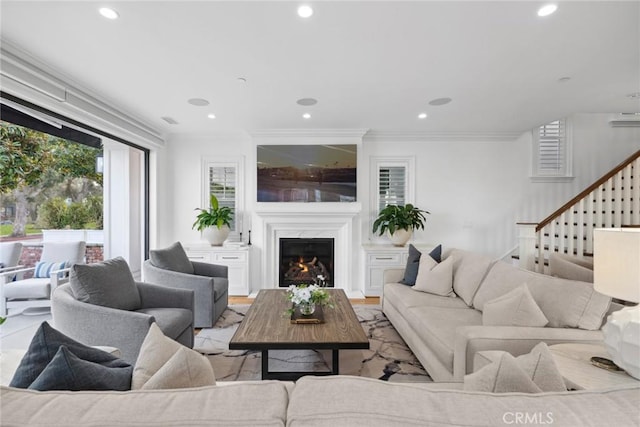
0;123;54;236
1;121;103;236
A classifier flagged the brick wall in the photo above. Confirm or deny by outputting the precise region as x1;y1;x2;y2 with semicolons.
18;244;104;279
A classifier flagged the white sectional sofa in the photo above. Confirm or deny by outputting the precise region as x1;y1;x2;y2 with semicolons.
2;376;639;426
382;248;616;382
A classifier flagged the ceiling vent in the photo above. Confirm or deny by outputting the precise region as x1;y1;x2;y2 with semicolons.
161;116;179;125
608;113;640;127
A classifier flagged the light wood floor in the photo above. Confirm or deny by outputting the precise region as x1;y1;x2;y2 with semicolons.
229;296;380;305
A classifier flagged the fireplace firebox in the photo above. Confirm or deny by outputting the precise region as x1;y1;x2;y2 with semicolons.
279;238;334;287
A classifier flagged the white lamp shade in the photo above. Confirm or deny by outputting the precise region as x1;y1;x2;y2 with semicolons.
593;228;640;303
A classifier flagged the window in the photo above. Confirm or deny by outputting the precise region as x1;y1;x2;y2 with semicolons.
202;157;244;235
531;119;573;182
370;156;415;236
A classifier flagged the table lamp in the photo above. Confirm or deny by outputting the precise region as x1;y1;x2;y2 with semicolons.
593;228;640;379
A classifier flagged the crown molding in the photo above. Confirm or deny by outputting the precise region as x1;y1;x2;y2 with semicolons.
250;128;369;139
363;130;523;143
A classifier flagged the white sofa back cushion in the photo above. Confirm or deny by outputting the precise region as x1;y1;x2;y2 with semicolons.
473;261;611;330
448;249;495;306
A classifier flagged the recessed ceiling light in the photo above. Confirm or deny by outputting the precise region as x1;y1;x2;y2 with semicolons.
297;98;318;106
627;92;640;99
537;4;558;17
558;76;571;83
429;97;452;106
187;98;210;107
237;77;247;83
418;113;428;119
99;7;119;20
207;114;216;119
298;5;313;18
302;113;311;119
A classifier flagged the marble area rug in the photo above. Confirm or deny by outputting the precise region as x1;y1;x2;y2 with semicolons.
194;305;432;382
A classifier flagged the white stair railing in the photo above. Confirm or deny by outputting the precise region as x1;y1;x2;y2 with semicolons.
518;151;640;273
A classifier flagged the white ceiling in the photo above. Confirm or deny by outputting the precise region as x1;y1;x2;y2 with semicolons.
1;1;639;138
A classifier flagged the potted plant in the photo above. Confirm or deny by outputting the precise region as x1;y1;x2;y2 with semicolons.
372;204;429;246
285;284;333;316
192;194;233;246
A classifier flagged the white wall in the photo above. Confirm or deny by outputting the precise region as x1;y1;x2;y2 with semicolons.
156;114;639;261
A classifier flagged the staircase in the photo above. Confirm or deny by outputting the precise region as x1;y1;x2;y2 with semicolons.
518;150;640;273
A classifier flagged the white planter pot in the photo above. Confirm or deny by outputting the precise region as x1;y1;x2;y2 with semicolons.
202;225;230;246
388;229;412;247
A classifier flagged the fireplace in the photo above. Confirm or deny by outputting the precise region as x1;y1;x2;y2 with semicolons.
279;238;334;287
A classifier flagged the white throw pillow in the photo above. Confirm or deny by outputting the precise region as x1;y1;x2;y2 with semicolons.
412;255;454;297
132;323;215;390
482;284;549;327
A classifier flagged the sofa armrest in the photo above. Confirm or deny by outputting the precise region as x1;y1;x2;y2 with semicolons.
136;281;194;311
453;325;604;380
143;261;214;299
192;261;228;278
383;268;404;284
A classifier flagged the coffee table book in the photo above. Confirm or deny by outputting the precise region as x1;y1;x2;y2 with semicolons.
290;304;324;324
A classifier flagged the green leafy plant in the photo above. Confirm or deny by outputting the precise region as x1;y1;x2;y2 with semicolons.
372;204;429;236
0;316;6;325
192;194;233;231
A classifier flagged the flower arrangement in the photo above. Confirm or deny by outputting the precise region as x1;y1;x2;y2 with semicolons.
285;284;332;316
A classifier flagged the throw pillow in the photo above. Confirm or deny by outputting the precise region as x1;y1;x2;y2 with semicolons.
399;244;442;286
69;257;141;311
464;342;566;393
142;347;215;390
34;261;67;278
10;321;131;389
412;254;454;297
149;242;194;275
132;323;215;389
28;346;132;391
482;284;549;327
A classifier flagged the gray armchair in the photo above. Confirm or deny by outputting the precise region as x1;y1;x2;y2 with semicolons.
52;257;195;364
142;242;228;328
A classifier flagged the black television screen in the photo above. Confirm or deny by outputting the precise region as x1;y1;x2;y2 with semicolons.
257;144;357;202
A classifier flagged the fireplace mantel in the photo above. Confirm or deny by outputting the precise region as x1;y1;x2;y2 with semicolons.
253;203;362;297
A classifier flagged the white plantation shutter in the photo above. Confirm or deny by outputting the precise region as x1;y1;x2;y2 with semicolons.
208;165;237;230
537;120;565;174
378;166;406;211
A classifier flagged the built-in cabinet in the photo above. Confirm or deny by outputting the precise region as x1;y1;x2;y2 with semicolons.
183;244;251;296
362;243;433;296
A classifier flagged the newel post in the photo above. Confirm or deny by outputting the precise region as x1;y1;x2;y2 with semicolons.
517;223;538;271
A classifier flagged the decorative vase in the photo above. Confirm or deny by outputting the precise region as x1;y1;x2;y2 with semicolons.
389;229;412;247
298;302;316;316
202;225;230;246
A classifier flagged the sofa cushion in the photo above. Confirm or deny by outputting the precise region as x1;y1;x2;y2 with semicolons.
464;342;566;393
29;346;132;391
473;261;611;330
399;244;442;286
384;282;469;310
482;284;548;327
10;322;130;389
412;255;454;297
3;278;50;299
449;249;495;306
149;241;194;275
404;306;482;371
69;257;141;311
1;382;291;426
133;323;214;390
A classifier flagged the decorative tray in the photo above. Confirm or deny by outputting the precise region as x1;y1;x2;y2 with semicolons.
290;304;325;324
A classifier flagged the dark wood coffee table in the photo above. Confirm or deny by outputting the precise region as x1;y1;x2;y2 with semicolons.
229;289;370;380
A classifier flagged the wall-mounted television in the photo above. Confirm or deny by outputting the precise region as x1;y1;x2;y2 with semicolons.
257;144;357;202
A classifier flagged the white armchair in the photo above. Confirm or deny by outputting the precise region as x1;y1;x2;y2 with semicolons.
0;241;86;315
0;242;23;274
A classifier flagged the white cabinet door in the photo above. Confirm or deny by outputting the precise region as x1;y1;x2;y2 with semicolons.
362;244;431;296
184;245;250;296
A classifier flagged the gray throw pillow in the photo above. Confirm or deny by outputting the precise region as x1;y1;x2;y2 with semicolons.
29;346;132;391
69;257;141;310
149;242;194;275
10;321;131;388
